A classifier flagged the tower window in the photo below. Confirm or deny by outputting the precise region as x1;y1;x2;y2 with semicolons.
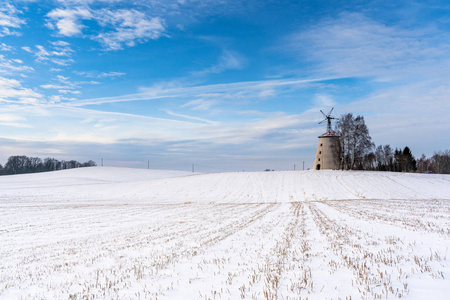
318;158;320;161
319;151;322;154
320;143;323;147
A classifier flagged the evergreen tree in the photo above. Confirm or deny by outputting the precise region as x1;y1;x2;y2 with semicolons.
402;146;416;172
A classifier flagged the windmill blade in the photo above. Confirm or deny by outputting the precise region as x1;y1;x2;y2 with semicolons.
328;107;334;116
320;110;327;118
318;118;327;124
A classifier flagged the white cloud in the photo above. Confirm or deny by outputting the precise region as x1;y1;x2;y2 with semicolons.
0;113;25;122
0;76;43;104
0;113;31;128
0;43;14;51
46;6;166;50
49;95;77;103
312;94;335;107
59;89;81;94
71;76;334;107
94;9;166;50
26;43;75;66
21;46;32;53
39;75;101;98
0;54;34;75
285;12;450;81
193;50;245;76
50;40;70;47
165;110;217;125
181;98;219;111
0;3;25;36
40;75;76;90
74;70;126;78
46;7;93;37
0;121;32;128
40;84;70;89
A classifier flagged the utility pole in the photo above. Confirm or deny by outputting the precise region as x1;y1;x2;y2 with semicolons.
294;164;296;171
101;158;103;167
303;161;305;170
148;161;150;169
192;164;194;173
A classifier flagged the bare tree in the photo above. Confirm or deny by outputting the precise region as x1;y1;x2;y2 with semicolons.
431;150;450;174
416;154;430;173
334;113;374;170
383;145;394;171
1;156;97;176
44;158;58;171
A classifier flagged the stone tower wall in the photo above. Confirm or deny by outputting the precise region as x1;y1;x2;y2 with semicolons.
313;135;340;170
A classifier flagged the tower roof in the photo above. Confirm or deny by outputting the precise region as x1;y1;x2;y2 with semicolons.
319;131;340;137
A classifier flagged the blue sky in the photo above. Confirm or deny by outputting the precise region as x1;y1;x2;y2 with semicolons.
0;0;449;172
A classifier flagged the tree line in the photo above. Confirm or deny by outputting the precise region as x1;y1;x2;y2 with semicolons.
0;155;96;176
333;113;449;174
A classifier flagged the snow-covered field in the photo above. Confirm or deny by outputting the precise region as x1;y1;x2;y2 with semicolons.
1;167;449;299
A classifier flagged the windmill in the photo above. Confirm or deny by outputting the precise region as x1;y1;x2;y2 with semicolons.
318;107;336;134
313;107;340;170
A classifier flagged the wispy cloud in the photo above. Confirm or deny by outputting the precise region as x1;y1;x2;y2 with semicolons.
39;75;100;101
284;12;450;81
40;75;75;90
165;110;218;125
71;76;334;107
0;3;24;36
94;9;166;50
0;76;43;105
312;94;336;107
0;55;34;75
193;50;245;76
73;70;126;78
0;42;14;51
180;99;220;111
46;7;166;50
44;1;253;51
23;42;75;66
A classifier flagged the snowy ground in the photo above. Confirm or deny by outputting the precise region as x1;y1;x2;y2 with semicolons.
0;167;449;299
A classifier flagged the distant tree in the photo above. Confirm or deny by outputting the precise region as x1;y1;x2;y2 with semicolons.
363;152;376;170
389;146;417;173
394;148;403;172
416;154;430;173
67;160;80;169
375;145;385;170
334;113;374;170
431;150;450;174
1;155;96;176
81;160;96;167
383;145;394;171
44;158;59;171
402;147;416;172
60;160;73;170
28;157;43;173
4;155;28;174
373;144;396;171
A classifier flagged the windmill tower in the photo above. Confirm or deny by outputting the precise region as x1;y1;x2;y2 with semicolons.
313;108;340;170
